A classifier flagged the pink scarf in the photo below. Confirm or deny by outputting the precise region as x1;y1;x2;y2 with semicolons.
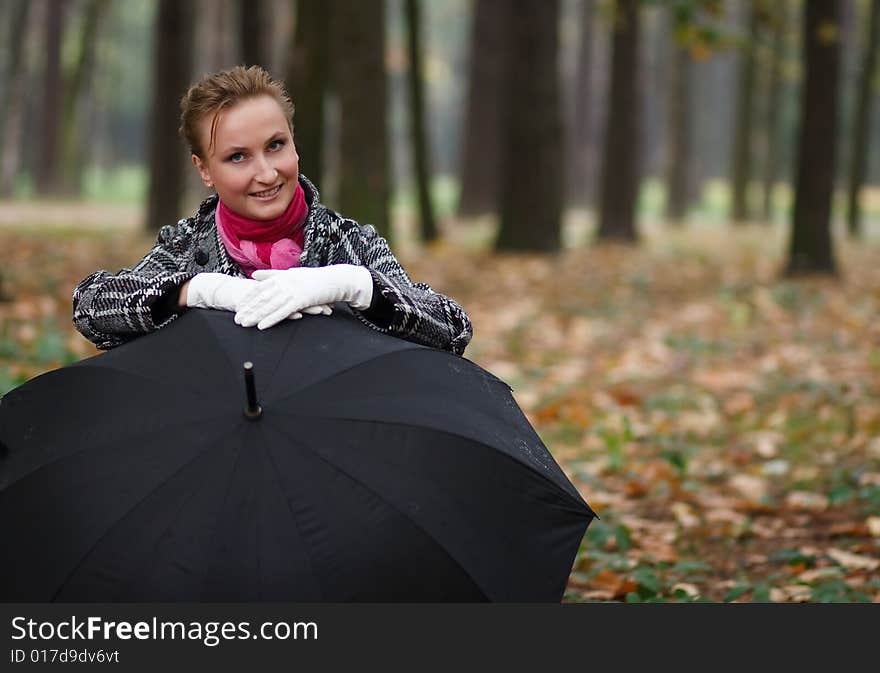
215;182;308;278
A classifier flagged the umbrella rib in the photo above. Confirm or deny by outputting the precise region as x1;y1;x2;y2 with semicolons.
259;322;304;396
268;346;425;402
269;412;592;516
69;363;219;403
118;441;235;601
265;422;493;600
5;410;235;489
195;422;251;600
259;431;328;601
264;351;588;510
48;421;241;602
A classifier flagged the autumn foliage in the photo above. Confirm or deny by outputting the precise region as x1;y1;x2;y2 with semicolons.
1;219;878;603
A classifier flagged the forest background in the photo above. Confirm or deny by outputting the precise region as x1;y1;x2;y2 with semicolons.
0;0;879;603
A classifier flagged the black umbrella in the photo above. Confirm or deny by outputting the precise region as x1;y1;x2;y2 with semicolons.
0;308;594;602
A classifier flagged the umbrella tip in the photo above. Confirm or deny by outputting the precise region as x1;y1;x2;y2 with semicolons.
242;361;262;420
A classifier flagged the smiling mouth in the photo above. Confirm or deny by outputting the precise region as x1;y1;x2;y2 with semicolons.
251;184;282;198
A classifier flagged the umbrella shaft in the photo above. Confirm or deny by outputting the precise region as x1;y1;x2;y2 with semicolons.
243;362;262;420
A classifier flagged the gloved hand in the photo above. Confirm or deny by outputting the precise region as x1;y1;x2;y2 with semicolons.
235;264;374;330
185;273;260;312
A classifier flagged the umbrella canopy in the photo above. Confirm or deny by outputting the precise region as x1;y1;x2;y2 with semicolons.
0;308;594;602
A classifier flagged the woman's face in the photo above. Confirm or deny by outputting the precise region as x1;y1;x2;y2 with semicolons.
192;95;299;220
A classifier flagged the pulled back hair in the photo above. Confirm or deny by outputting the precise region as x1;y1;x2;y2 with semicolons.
179;65;295;158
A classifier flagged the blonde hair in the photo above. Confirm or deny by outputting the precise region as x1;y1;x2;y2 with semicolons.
179;65;295;158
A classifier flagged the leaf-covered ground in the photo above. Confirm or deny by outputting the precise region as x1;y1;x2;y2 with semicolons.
1;210;878;602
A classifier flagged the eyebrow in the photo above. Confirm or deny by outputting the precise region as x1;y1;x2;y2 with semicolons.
219;131;288;155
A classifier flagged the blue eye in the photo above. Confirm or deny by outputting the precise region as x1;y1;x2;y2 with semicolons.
268;139;285;151
228;152;244;163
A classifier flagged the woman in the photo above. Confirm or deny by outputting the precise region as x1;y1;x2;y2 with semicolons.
72;66;472;355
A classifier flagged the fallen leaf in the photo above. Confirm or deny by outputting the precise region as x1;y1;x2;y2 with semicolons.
671;582;700;599
638;536;679;563
608;384;643;407
588;568;638;599
623;478;650;498
826;548;880;572
705;507;749;538
770;585;812;603
867;517;880;538
858;473;880;487
761;459;790;476
671;502;701;528
642;459;678;483
729;474;769;501
723;392;755;416
785;491;829;512
828;522;869;537
751;431;782;458
798;567;842;583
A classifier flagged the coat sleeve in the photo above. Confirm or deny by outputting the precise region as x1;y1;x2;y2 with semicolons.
72;223;198;350
324;221;473;355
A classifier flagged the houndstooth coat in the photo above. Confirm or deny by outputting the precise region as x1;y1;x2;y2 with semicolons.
72;176;472;355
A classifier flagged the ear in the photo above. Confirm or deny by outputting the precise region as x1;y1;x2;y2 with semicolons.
192;154;213;188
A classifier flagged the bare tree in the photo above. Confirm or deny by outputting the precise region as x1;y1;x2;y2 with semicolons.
846;0;880;238
36;0;67;195
285;0;330;184
334;0;390;238
145;0;195;232
59;0;110;196
568;0;596;208
239;0;268;68
786;0;842;276
730;0;759;223
457;0;509;217
597;0;641;242
760;4;786;222
666;41;694;222
496;0;563;251
404;0;438;242
0;0;33;197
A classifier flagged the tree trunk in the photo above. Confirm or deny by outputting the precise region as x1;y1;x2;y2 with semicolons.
0;0;32;197
496;0;563;251
36;0;67;195
730;0;759;223
786;0;842;276
836;0;857;189
456;0;509;217
58;0;109;196
846;0;880;238
196;0;235;73
761;9;785;222
239;0;268;68
597;0;641;242
334;0;390;238
666;42;693;223
568;0;595;208
285;0;330;184
642;5;668;181
404;0;438;242
145;0;195;232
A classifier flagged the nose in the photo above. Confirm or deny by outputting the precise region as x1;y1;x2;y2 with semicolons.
255;155;278;184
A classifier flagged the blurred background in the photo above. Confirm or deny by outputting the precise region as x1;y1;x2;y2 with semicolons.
1;0;879;603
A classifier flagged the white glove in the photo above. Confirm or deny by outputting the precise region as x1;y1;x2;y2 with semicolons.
235;264;374;330
186;272;332;320
185;273;260;312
